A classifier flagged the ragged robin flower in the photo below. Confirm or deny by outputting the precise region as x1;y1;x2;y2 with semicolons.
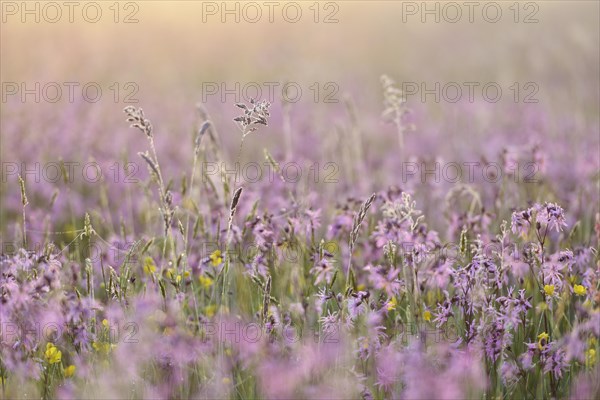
45;343;62;364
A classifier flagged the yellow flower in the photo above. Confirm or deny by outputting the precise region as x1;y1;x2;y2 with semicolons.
210;250;223;266
423;310;432;322
199;275;214;289
176;275;182;284
204;304;217;318
537;332;549;350
586;348;596;367
356;284;366;291
64;365;76;378
222;377;231;385
143;256;156;275
102;319;109;328
45;343;62;364
92;341;114;355
361;337;370;349
163;327;174;336
574;284;587;296
166;268;175;279
544;284;555;296
387;297;397;311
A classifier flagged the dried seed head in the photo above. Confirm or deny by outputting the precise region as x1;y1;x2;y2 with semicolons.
262;275;272;324
138;151;160;179
194;121;211;155
178;220;185;237
165;191;173;206
84;213;94;238
264;149;279;169
196;103;209;121
230;187;243;214
460;226;468;256
18;175;28;207
350;193;376;250
225;187;244;245
233;99;271;134
383;240;396;261
124;106;153;137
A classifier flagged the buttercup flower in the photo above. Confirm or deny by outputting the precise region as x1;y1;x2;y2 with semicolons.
386;297;397;311
143;256;157;275
574;284;587;296
423;310;432;322
585;349;596;368
538;332;549;350
199;274;214;288
92;341;115;355
64;365;76;378
210;250;223;266
45;343;62;364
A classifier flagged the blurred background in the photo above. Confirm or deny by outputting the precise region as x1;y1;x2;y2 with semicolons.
1;0;599;239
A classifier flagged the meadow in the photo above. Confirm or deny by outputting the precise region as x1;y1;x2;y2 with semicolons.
1;1;599;399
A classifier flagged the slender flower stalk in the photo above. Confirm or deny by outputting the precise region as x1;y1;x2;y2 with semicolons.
346;193;376;288
381;74;413;160
17;175;28;248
